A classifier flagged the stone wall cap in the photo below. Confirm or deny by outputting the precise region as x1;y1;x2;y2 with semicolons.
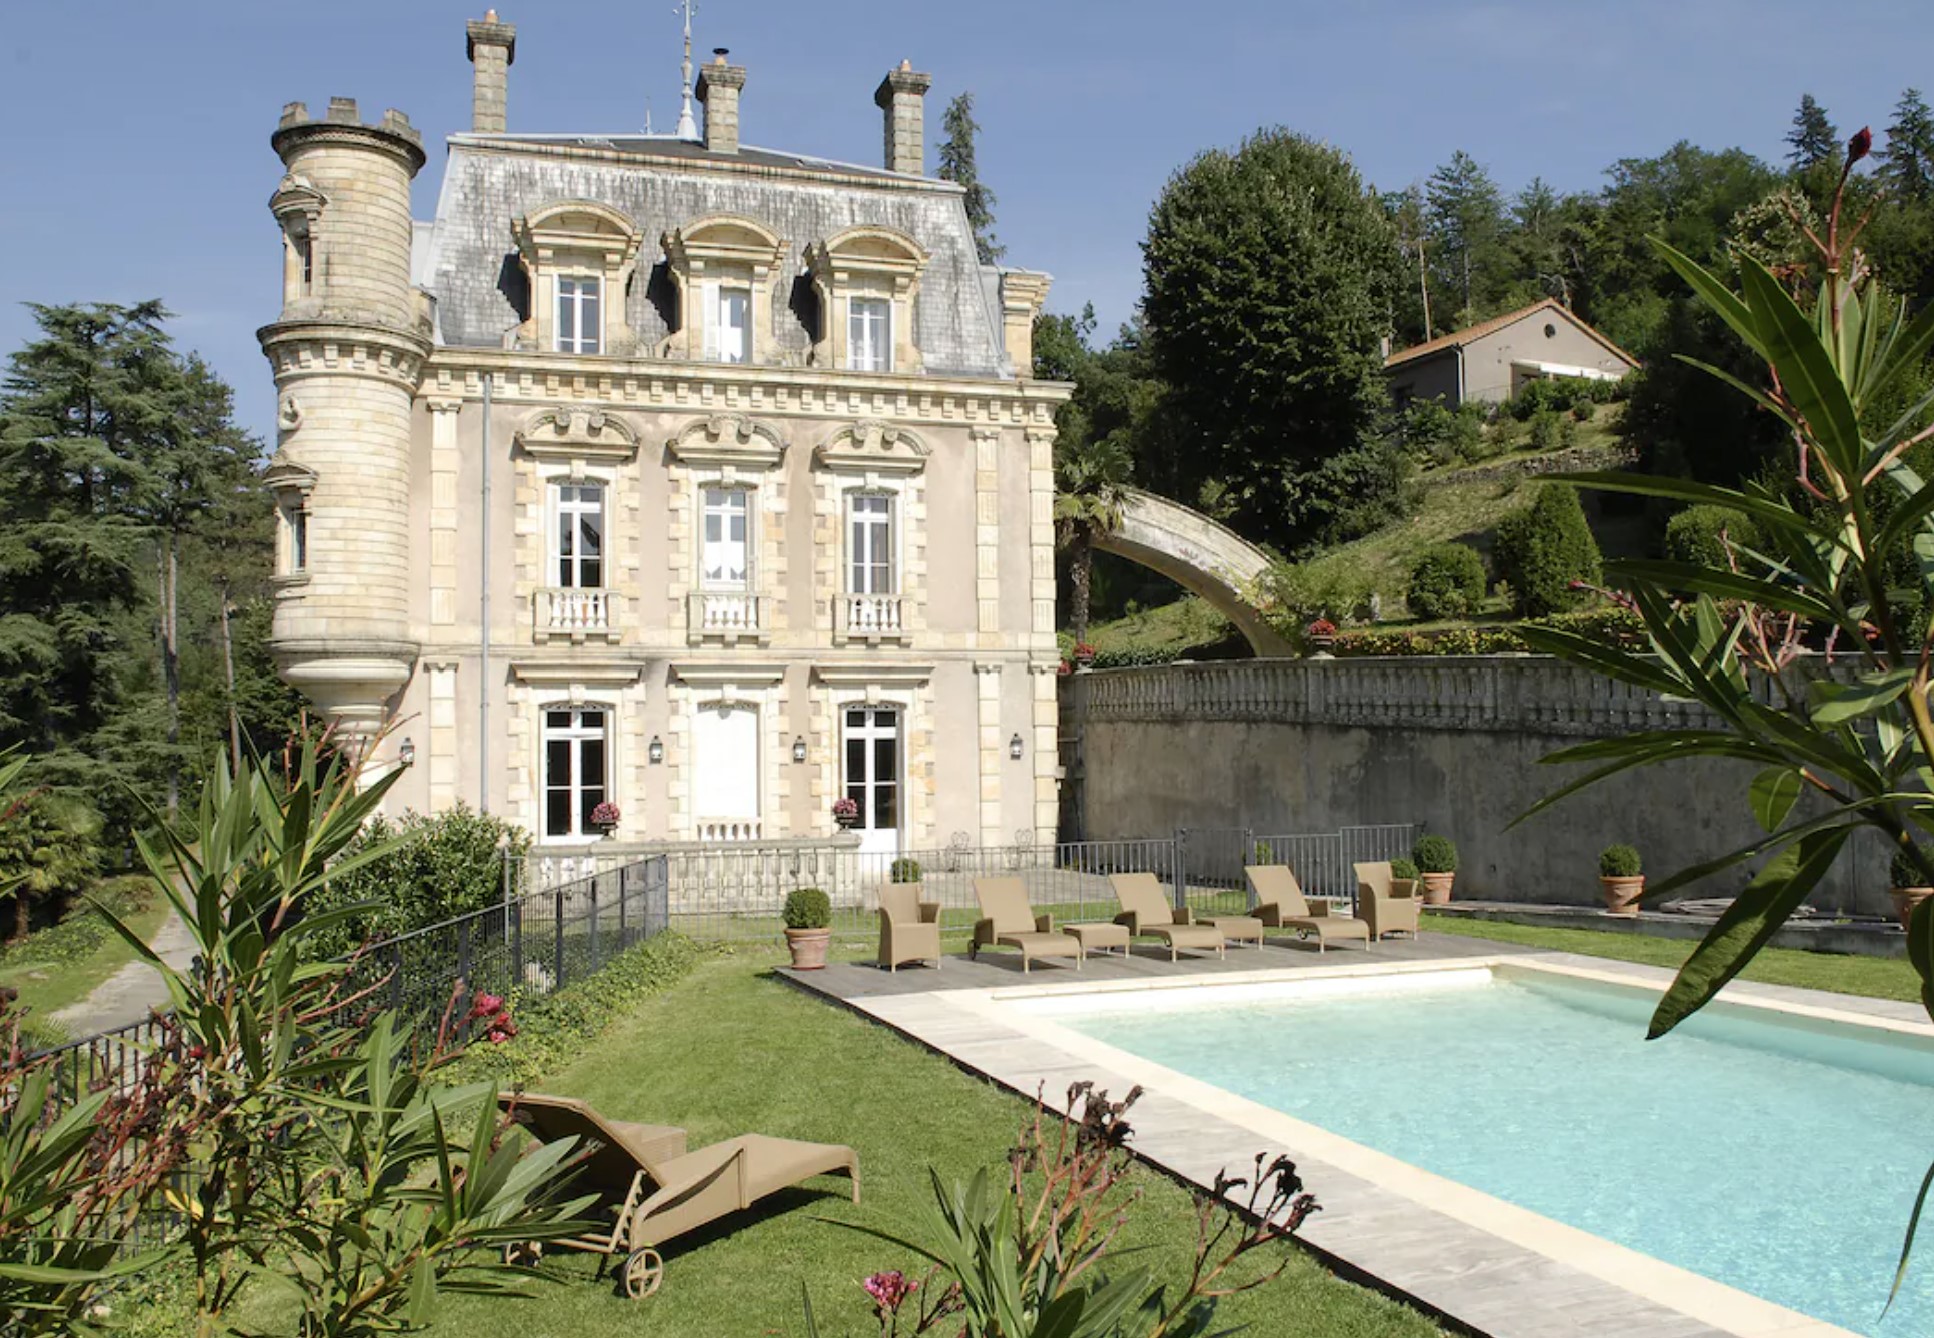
875;66;933;107
465;16;517;64
695;62;747;99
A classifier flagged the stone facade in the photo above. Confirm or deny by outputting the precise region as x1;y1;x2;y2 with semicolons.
260;14;1068;857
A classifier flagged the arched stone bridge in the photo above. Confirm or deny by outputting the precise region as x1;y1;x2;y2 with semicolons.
1096;488;1293;656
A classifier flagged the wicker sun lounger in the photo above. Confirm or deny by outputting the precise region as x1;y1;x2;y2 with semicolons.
1243;864;1372;952
498;1092;859;1299
969;876;1083;972
1106;872;1241;959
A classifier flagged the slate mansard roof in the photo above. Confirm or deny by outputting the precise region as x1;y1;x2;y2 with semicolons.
419;132;1014;378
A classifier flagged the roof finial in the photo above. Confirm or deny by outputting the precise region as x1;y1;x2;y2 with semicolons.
674;0;699;140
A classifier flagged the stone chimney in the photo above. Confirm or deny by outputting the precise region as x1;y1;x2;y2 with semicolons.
875;61;932;175
465;11;517;133
696;50;746;155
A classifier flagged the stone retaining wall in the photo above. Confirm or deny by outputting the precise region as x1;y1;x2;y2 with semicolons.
1074;657;1890;915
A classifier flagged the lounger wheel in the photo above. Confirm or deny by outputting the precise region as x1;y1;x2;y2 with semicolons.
622;1247;664;1300
503;1241;543;1268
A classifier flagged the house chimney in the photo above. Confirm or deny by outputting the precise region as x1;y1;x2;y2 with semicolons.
465;11;517;133
875;60;932;175
696;49;746;155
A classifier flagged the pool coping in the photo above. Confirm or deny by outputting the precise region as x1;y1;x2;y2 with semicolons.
812;950;1903;1338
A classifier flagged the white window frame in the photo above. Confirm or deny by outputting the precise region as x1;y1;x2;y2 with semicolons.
700;485;753;589
550;481;606;590
847;296;891;372
846;491;896;596
716;285;750;365
289;502;308;572
540;705;610;842
841;703;903;835
555;274;603;355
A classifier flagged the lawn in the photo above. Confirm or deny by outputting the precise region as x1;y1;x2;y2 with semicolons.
430;949;1441;1337
1424;912;1926;1005
0;876;169;1031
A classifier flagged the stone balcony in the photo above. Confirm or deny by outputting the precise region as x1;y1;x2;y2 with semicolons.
695;816;764;842
534;587;621;643
833;591;908;644
686;589;769;645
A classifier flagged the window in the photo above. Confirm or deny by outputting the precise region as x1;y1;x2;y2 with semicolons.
290;504;308;572
294;234;313;293
556;276;603;354
844;706;900;834
848;297;890;372
693;702;760;831
553;483;605;589
717;287;749;364
848;493;894;594
701;488;749;586
542;707;608;840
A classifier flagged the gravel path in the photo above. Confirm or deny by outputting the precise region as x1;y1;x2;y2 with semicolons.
48;912;196;1038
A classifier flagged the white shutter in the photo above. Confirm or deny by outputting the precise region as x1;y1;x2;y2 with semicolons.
694;703;760;821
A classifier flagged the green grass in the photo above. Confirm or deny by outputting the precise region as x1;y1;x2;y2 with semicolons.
1424;912;1925;1005
1087;594;1238;658
0;876;170;1028
430;949;1441;1337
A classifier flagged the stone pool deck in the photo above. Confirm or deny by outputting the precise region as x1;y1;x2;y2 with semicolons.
784;934;1880;1338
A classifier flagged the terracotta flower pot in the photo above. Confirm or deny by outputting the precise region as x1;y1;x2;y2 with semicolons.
1419;872;1455;905
1890;886;1934;932
785;927;832;970
1600;875;1644;917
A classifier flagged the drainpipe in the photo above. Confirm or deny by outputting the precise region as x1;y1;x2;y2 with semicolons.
479;373;493;812
1455;348;1467;407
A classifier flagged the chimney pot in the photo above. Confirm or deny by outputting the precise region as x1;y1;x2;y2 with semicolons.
696;56;748;155
466;12;517;133
874;65;932;175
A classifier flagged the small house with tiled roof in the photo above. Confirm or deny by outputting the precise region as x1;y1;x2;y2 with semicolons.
1384;299;1637;408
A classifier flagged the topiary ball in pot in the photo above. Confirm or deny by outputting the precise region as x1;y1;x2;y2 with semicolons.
1598;843;1643;917
782;887;833;970
1411;835;1457;904
1889;847;1934;931
889;857;922;885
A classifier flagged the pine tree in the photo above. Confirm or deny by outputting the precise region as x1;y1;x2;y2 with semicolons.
937;92;1003;264
1785;94;1838;170
1881;89;1934;204
1426;151;1507;322
0;303;168;766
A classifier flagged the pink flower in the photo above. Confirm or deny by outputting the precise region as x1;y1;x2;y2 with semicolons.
862;1270;917;1314
467;991;505;1021
1849;126;1873;164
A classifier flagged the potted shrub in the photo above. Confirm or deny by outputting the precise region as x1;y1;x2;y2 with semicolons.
1305;618;1337;655
1412;835;1457;903
1599;844;1643;916
783;887;833;969
831;797;861;831
889;857;922;884
1890;847;1933;931
1390;857;1420;900
1073;641;1097;666
589;800;620;837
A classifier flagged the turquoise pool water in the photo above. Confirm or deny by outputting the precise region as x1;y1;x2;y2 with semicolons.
1053;969;1934;1335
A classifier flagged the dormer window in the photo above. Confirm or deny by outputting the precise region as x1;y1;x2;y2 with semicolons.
262;452;318;587
848;297;891;372
556;276;602;355
661;216;788;365
806;226;929;375
512;200;642;357
268;172;326;308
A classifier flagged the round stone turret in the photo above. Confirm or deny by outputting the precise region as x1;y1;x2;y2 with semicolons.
257;99;430;752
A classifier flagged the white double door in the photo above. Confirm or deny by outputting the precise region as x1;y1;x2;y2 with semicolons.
843;706;901;857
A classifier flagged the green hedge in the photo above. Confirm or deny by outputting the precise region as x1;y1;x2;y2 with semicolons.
0;876;150;969
1663;504;1765;569
442;932;706;1089
1492;485;1601;616
1332;606;1644;657
1405;543;1487;621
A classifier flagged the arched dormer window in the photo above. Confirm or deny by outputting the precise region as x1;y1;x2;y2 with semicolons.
512;200;644;357
805;226;929;375
661;215;789;366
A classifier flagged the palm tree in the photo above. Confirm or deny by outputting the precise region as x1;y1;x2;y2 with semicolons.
1053;434;1131;647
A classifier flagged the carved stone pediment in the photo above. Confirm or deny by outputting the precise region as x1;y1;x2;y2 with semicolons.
814;420;930;476
516;406;640;466
262;450;317;497
666;414;786;473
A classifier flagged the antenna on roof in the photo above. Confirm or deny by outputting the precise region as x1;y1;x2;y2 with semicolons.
673;0;699;140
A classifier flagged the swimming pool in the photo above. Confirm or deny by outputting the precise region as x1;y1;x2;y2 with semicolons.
1033;965;1934;1336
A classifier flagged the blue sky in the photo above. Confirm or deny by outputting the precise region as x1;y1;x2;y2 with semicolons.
4;0;1932;443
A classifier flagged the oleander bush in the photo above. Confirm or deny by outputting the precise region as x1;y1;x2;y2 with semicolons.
1405;542;1488;620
